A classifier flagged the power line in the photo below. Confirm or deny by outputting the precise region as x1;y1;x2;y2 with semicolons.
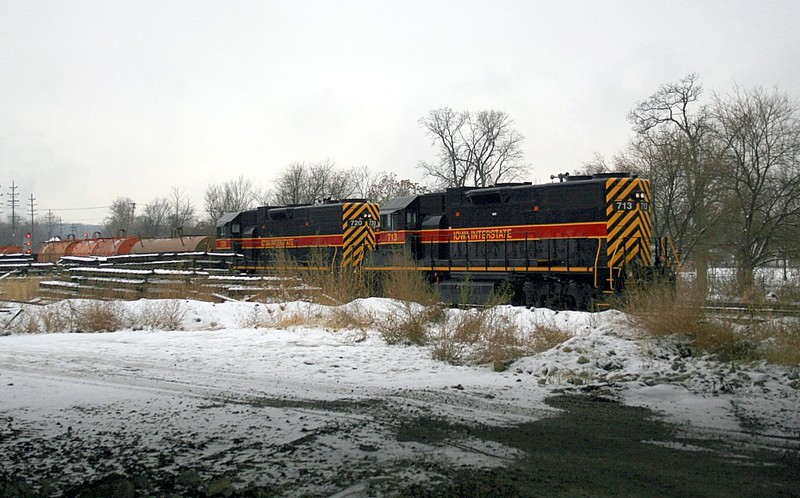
48;205;111;211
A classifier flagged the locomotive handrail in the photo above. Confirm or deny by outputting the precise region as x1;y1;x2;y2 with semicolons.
593;239;602;289
607;242;620;291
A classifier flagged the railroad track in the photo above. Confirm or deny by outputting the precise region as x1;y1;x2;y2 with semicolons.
701;301;800;318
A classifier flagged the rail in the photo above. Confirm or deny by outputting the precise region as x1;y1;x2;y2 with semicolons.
701;301;800;319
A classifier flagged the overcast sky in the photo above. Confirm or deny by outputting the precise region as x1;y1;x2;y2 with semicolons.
2;1;799;226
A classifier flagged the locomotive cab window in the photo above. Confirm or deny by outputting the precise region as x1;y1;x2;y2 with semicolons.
405;211;417;228
381;212;402;231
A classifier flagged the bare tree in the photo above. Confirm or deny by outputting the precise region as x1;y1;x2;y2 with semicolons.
627;74;724;291
713;85;800;289
274;162;307;205
253;185;275;207
575;152;613;176
167;187;196;233
419;107;529;187
104;197;137;236
366;172;430;202
418;108;470;187
204;175;256;226
467;110;528;186
350;165;381;200
273;160;359;205
137;198;171;237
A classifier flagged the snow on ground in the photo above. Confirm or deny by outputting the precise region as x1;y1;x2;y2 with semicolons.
1;297;799;495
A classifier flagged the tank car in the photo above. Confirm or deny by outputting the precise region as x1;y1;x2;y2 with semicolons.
128;235;214;254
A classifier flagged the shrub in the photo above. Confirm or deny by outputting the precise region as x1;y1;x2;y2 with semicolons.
135;300;187;331
71;300;126;333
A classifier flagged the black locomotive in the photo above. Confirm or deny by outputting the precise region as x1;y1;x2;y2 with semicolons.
216;200;380;269
216;173;670;309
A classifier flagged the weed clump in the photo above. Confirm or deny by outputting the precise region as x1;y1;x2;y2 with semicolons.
376;302;443;346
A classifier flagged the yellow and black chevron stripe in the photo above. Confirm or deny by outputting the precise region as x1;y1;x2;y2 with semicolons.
342;202;379;267
606;177;653;268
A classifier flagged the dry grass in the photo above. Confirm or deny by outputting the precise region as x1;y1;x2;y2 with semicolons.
0;276;41;301
322;302;374;333
134;300;188;330
529;323;574;353
747;319;800;366
235;302;317;330
622;282;706;338
624;282;799;366
266;249;375;305
378;251;439;305
13;298;188;333
17;300;127;333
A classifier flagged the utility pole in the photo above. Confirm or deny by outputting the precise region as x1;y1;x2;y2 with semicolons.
7;181;19;239
46;210;56;239
28;193;37;241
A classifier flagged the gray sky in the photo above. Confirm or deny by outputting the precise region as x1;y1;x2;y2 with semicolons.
2;1;799;226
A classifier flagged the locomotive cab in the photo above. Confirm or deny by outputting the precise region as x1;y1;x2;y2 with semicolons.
215;211;244;254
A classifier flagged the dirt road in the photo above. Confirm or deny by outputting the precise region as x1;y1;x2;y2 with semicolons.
2;378;797;497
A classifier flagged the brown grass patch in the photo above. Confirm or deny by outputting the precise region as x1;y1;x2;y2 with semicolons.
748;319;800;367
0;276;41;301
70;300;127;332
322;302;374;333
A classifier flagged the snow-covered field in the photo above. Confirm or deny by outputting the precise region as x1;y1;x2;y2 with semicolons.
1;298;799;496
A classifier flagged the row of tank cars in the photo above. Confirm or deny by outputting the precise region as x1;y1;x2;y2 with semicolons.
36;235;215;263
0;235;218;274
